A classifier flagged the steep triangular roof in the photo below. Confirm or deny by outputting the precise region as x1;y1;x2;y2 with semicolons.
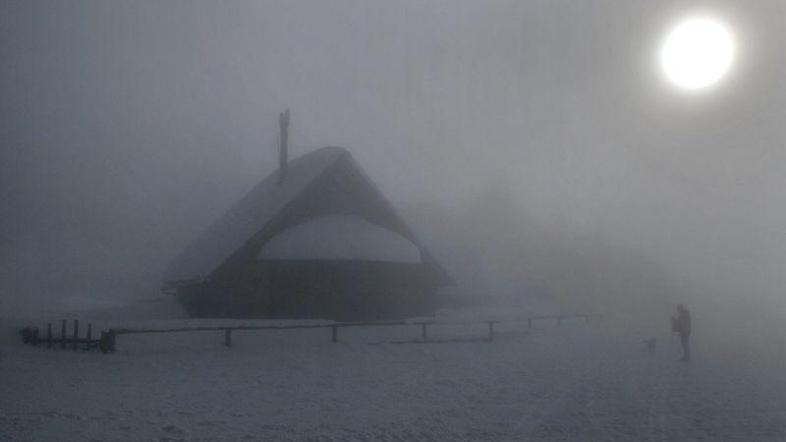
165;147;347;282
165;146;451;285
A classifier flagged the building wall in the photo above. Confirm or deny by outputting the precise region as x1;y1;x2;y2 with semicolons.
177;260;438;320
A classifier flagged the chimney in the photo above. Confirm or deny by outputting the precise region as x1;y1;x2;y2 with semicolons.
278;109;290;184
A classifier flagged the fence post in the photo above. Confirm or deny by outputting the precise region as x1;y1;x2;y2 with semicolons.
331;325;338;343
487;322;495;341
99;330;116;354
421;323;428;340
224;329;232;347
73;319;79;351
61;320;67;349
47;323;52;348
86;323;92;350
99;332;108;353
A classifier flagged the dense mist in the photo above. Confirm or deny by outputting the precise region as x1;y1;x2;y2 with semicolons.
3;0;786;349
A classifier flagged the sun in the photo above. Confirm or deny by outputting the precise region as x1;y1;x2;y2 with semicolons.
659;17;735;91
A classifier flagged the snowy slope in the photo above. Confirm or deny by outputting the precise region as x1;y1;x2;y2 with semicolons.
2;316;786;441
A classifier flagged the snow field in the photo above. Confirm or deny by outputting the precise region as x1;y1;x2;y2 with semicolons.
2;318;786;441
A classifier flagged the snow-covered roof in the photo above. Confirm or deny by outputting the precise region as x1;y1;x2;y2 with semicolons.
257;215;421;263
165;146;349;282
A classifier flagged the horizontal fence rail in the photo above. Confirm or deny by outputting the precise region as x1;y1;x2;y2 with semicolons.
527;314;601;329
19;314;599;354
103;319;501;352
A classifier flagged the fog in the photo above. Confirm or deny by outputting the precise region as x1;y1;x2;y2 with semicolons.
3;0;786;345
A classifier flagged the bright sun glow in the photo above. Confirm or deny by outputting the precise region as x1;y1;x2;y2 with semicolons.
659;17;735;91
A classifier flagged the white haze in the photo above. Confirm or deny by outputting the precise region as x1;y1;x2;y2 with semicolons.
2;1;786;356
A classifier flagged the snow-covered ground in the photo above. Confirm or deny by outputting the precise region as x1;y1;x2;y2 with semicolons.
2;315;786;441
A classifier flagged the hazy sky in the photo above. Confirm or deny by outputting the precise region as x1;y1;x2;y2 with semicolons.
3;1;786;312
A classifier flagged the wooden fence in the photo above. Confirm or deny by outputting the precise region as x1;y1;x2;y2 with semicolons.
19;314;599;354
100;319;500;353
19;319;101;351
527;314;599;329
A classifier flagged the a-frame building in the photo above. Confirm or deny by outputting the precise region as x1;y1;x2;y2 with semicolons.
164;145;451;320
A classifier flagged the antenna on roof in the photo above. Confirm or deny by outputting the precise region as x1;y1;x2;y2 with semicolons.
278;108;290;184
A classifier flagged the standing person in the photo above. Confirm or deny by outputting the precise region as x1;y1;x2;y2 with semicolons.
671;304;692;362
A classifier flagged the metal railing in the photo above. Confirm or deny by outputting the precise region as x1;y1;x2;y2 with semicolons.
19;314;599;354
101;319;501;353
526;314;601;329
